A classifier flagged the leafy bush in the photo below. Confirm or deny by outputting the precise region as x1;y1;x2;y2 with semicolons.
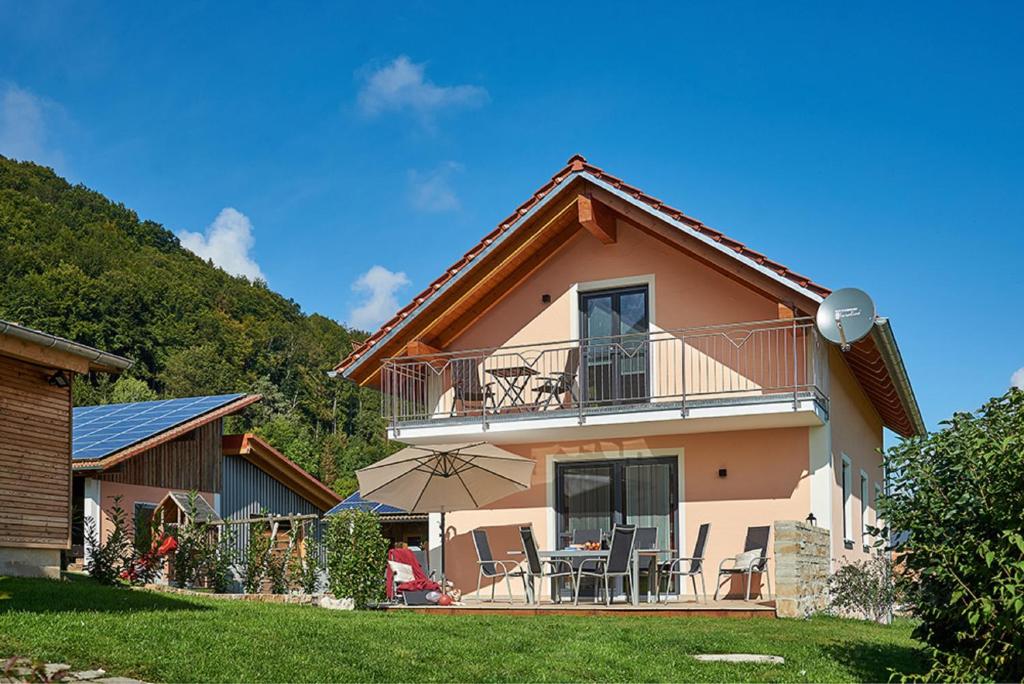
206;528;238;594
289;522;322;594
326;510;388;608
84;496;132;585
882;388;1024;682
266;550;289;595
241;515;272;594
829;553;900;623
170;492;215;589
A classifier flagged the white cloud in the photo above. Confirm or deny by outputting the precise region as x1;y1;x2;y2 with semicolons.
0;84;64;170
179;208;265;281
1012;367;1024;390
408;161;463;213
349;265;410;330
356;56;488;125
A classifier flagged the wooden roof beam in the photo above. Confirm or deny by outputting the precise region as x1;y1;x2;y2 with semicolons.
577;194;617;244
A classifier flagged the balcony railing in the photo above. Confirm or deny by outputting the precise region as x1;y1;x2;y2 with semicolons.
381;317;829;431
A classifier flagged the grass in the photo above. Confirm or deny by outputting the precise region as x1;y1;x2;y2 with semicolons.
0;575;928;683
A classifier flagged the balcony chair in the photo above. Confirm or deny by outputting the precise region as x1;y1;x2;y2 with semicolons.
658;522;711;603
519;526;576;604
574;524;637;606
450;360;496;417
713;525;771;601
532;346;580;410
472;528;523;603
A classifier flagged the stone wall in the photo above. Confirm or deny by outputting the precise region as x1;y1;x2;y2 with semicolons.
773;520;829;618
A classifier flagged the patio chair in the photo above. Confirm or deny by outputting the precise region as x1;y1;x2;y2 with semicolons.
472;528;524;603
532;346;580;409
450;359;496;417
634;527;660;602
658;522;711;603
519;526;576;604
713;525;771;601
574;524;637;606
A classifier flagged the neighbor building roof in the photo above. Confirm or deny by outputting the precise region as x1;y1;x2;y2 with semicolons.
72;393;261;469
0;319;133;374
326;491;422;519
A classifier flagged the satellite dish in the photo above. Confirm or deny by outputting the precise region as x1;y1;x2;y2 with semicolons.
816;288;877;352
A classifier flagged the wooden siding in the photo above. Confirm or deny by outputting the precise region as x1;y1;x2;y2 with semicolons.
95;420;223;492
0;355;72;549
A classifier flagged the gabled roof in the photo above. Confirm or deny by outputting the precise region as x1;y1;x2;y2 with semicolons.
0;319;132;374
222;433;341;512
325;491;409;517
335;155;924;437
73;393;261;469
156;491;222;523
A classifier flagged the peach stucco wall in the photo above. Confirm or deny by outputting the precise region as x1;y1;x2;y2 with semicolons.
451;223;781;352
827;347;884;564
96;481;215;541
442;427;810;599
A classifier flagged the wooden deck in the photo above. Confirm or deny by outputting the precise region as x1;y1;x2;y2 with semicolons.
382;598;776;619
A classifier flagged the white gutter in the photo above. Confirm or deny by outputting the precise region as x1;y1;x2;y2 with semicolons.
0;319;133;372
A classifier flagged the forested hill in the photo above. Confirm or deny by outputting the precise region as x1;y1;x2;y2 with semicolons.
0;155;395;495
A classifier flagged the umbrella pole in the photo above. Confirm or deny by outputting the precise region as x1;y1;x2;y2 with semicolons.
439;511;446;590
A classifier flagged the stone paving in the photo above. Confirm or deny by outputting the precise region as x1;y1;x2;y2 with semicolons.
1;657;146;683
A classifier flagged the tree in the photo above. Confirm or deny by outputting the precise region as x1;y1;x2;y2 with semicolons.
881;388;1024;682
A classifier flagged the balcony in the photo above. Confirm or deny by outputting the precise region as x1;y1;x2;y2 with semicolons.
381;318;829;442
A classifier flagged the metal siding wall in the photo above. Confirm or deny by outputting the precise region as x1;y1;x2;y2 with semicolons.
221;455;321;520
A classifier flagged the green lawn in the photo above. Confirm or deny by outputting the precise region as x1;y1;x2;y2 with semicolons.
0;576;927;683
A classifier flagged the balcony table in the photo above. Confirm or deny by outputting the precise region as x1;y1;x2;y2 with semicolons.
485;365;539;410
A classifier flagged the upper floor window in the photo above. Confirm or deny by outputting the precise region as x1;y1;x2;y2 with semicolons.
579;286;649;405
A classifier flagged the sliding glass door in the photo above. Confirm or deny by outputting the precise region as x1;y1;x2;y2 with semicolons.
556;457;678;551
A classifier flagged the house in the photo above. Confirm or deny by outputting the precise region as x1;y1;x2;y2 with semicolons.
334;155;924;599
70;393;340;562
0;320;131;578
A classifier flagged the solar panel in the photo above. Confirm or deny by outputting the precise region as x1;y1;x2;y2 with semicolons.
326;491;407;516
73;393;246;461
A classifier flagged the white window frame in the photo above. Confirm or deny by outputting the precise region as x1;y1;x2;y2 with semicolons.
840;454;853;545
859;470;870;548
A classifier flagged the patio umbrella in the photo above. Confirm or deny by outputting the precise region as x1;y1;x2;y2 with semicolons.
356;442;535;585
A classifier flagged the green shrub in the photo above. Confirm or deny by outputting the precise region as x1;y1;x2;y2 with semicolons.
83;495;132;585
882;388;1024;682
241;515;271;594
828;553;901;623
170;492;214;589
326;510;388;608
289;523;321;594
206;527;238;594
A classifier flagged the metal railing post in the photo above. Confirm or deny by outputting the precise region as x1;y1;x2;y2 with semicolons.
680;334;687;417
792;319;799;411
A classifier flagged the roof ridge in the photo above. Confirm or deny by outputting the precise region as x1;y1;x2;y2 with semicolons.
337;156;832;374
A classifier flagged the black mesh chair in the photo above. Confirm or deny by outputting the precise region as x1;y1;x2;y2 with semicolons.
519;526;576;604
634;527;660;602
574;524;637;606
532;346;580;409
658;523;711;603
450;360;496;417
472;528;523;602
714;525;771;601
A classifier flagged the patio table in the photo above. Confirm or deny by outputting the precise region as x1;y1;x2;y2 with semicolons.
632;548;673;605
486;365;539;410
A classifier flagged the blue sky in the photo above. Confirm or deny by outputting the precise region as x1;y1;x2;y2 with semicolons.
1;1;1022;431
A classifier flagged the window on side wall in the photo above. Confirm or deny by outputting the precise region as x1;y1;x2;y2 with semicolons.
841;455;853;547
874;483;884;542
860;471;870;549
